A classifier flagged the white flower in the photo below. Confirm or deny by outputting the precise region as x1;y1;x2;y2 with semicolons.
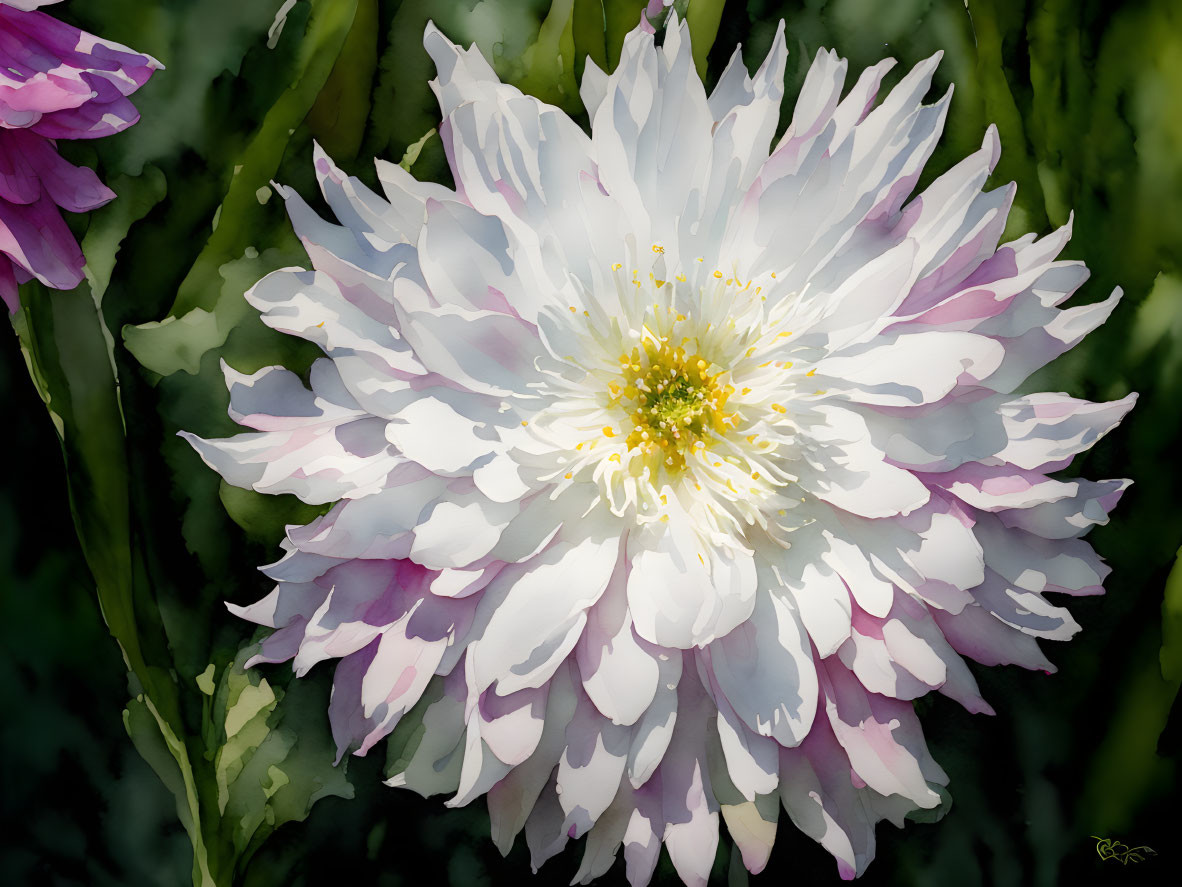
184;15;1133;884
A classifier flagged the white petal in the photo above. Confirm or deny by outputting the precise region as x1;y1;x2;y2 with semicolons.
572;785;632;885
929;461;1083;511
778;723;875;880
710;685;779;801
682;21;787;261
399;303;542;397
312;143;418;246
785;559;852;658
627;511;757;649
355;625;451;752
800;405;930;518
440;95;611;313
288;472;447;560
557;692;630;837
821;531;897;618
385;393;497;474
660;663;720;887
971;569;1081;640
814;331;1004;406
580;57;609;119
899;506;986;591
996;478;1128;539
524;779;570;869
472;533;620;694
475;684;548;767
473;450;532;502
247;266;422;380
931;604;1057;672
373;154;454;227
423;21;499;116
486;663;578;853
982;288;1123;394
622;789;662;887
996;392;1136;470
418;196;545;315
577;559;660;726
384;670;466;797
822;664;941;808
720;793;779;875
626;650;682;788
708;582;818;747
975;512;1109;594
591;16;713;243
882;593;992;713
450;727;513;808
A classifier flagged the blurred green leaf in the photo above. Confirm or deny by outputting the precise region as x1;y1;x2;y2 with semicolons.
684;0;725;78
82;167;169;305
515;0;582;113
306;0;379;160
124;0;360;376
1160;545;1182;685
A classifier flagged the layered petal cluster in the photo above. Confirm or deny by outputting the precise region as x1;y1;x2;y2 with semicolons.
0;0;160;310
185;17;1132;884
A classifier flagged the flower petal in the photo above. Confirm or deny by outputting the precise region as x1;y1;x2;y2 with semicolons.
472;532;620;694
627;510;757;649
708;578;818;747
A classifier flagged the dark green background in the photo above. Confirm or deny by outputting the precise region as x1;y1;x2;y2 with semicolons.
2;1;1179;884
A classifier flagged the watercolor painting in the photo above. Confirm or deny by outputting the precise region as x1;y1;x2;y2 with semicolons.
2;1;1178;885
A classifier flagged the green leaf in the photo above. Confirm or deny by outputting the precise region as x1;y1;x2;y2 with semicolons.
684;0;725;78
603;0;643;70
1160;544;1182;685
128;0;361;326
515;0;582;114
306;0;379;160
204;649;354;870
82;166;169;305
572;0;609;76
399;127;438;172
124;695;215;886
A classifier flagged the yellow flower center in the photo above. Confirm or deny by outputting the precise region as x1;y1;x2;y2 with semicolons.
612;333;736;473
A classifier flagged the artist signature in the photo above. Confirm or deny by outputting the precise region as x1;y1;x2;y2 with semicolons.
1091;836;1158;865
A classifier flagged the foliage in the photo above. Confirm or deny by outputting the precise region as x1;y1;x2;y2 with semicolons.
2;0;1179;884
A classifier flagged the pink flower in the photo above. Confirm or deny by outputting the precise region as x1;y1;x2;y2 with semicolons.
0;0;160;311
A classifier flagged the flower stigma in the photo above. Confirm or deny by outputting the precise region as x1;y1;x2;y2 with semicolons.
515;257;817;543
616;330;736;474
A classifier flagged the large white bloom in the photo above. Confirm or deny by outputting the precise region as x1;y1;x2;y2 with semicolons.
184;15;1133;884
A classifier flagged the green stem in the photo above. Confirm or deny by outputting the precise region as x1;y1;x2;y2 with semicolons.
12;287;215;881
